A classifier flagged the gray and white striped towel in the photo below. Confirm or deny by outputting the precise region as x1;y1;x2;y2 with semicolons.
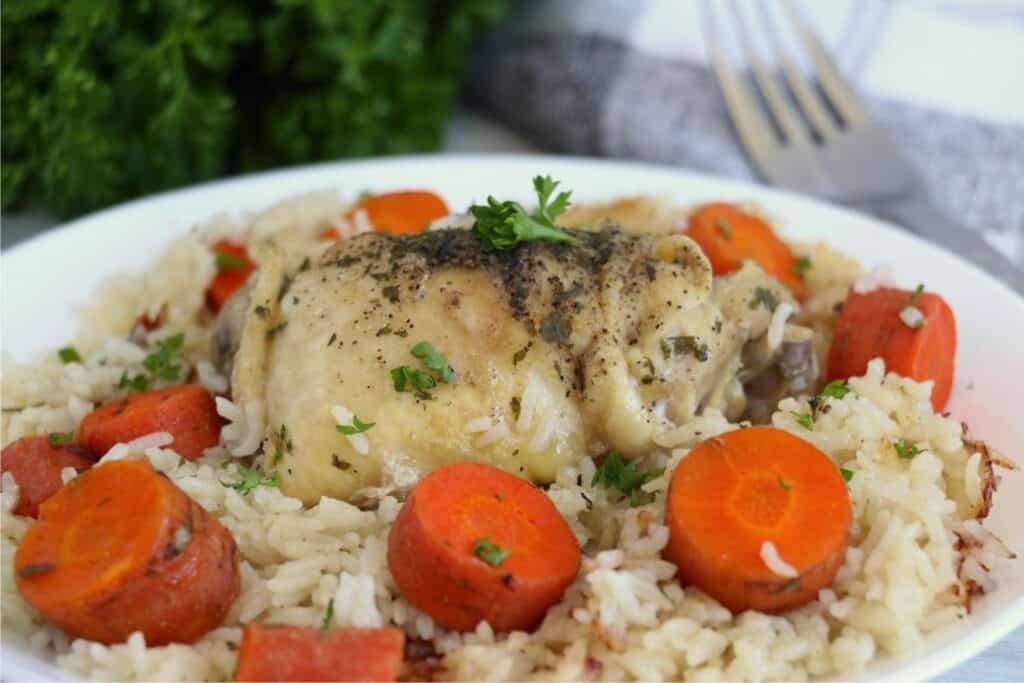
467;0;1024;265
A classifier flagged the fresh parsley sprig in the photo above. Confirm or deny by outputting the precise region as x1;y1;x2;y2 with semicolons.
894;438;923;460
337;416;375;435
472;537;510;567
591;451;664;507
820;379;851;400
411;341;454;384
221;464;280;494
119;333;186;392
470;175;576;250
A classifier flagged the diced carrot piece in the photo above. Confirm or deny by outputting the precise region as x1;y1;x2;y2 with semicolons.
234;624;405;682
319;191;449;241
207;240;255;312
664;427;851;613
827;287;956;411
685;202;806;299
1;436;94;518
387;462;580;632
15;459;240;645
78;385;222;461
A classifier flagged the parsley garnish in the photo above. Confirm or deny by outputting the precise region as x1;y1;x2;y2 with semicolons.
472;537;510;567
716;218;733;240
470;175;575;250
118;371;151;391
591;451;664;506
221;464;279;494
321;598;334;631
821;379;851;400
410;341;454;384
215;252;247;272
777;475;791;491
48;431;74;446
143;333;185;381
391;366;437;394
749;287;779;313
337;416;375;435
792;412;813;430
792;255;812;276
57;346;82;364
894;439;923;460
839;467;854;483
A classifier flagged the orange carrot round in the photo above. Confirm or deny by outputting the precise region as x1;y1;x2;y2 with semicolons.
828;286;956;411
387;462;580;632
207;240;255;312
78;385;222;461
664;427;850;613
15;459;240;645
1;436;94;518
320;190;448;240
234;625;405;682
685;202;806;299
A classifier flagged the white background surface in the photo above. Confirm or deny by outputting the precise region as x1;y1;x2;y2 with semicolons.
2;154;1023;682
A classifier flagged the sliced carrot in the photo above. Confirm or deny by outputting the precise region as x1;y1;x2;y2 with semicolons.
827;287;956;411
685;202;806;299
234;625;405;682
664;427;850;613
387;462;580;632
15;459;240;645
207;240;255;312
1;436;94;518
78;385;222;461
319;190;448;241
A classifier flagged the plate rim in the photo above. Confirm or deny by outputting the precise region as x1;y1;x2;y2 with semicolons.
2;153;1021;682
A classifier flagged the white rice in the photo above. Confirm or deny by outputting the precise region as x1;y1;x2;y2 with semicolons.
900;305;926;328
760;542;799;579
0;192;1014;682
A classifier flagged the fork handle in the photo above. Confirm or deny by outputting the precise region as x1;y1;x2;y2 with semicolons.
870;196;1024;295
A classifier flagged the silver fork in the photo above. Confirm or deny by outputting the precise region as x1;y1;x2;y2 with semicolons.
701;0;1024;293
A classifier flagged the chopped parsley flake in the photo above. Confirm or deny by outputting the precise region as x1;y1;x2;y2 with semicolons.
472;537;510;567
337;415;375;435
221;464;279;494
716;218;733;240
215;252;248;272
894;439;923;460
777;475;791;491
792;255;812;276
749;287;779;313
321;598;334;631
470;175;575;250
48;431;74;446
142;333;185;382
391;366;437;395
591;451;664;507
292;296;299;305
839;467;854;483
661;335;710;362
273;424;289;464
820;379;851;400
792;412;813;430
118;371;150;391
57;346;82;364
410;341;454;383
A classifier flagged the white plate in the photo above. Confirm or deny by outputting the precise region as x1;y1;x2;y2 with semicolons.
3;155;1023;682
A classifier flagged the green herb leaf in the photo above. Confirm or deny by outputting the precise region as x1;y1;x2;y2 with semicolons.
906;284;925;307
792;412;813;430
715;218;733;240
777;475;791;491
472;537;510;567
749;287;779;313
57;346;82;364
220;464;279;494
215;252;247;272
470;175;576;250
337;415;375;435
591;451;664;506
321;598;334;631
410;341;454;383
48;431;74;446
391;366;437;395
118;371;151;392
894;439;923;460
839;467;854;483
792;255;812;276
141;333;185;383
820;379;851;400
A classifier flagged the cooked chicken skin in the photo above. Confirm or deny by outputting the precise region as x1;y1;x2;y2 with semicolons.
218;223;799;505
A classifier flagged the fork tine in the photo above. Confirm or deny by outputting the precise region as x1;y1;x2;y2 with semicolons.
725;0;809;146
781;0;870;127
754;0;839;140
700;0;780;173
